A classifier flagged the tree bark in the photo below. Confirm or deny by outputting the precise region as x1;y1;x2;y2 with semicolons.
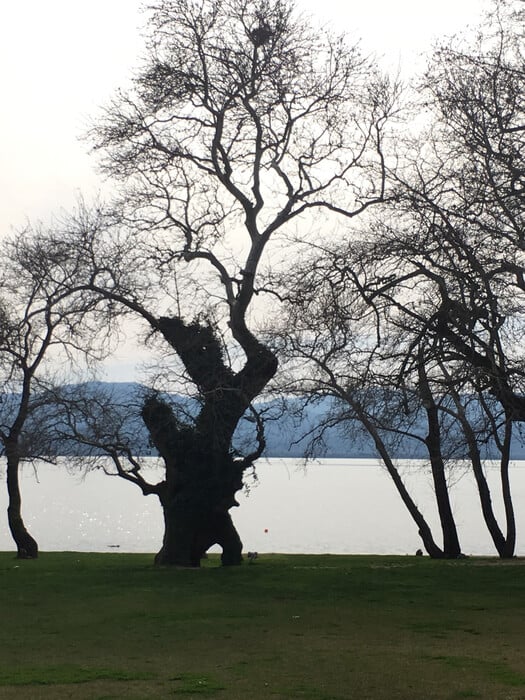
423;422;462;558
140;317;277;567
151;454;245;567
6;445;38;559
418;360;462;558
500;419;516;558
155;501;243;567
142;392;254;566
453;398;510;557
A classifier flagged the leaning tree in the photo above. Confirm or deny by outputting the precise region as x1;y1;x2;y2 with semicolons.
40;0;395;566
269;0;525;559
377;0;525;554
270;238;469;558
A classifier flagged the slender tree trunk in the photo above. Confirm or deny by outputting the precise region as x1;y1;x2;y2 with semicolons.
349;398;444;557
454;403;508;556
418;360;462;558
500;419;516;558
6;445;38;559
378;449;444;558
423;412;462;558
469;445;508;556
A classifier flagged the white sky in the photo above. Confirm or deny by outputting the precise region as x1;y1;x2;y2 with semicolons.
1;0;489;235
0;0;488;379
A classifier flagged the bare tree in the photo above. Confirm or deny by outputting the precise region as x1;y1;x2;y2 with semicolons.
272;208;525;557
36;0;394;566
0;230;109;558
360;0;525;554
281;0;525;558
271;241;468;558
388;0;525;416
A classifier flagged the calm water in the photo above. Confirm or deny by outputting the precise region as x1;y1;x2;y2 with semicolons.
1;457;525;556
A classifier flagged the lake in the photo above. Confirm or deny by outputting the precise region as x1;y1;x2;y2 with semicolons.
1;458;525;557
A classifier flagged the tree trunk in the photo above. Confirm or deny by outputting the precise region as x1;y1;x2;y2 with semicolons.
153;468;245;567
351;400;445;558
142;396;248;567
470;449;508;557
418;359;462;558
423;412;462;558
455;404;509;557
155;501;242;567
500;419;516;558
141;317;278;567
6;448;38;559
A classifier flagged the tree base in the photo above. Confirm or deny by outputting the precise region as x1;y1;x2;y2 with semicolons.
7;513;38;560
16;549;38;560
155;510;243;568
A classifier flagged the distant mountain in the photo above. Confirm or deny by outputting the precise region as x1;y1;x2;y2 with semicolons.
30;381;525;460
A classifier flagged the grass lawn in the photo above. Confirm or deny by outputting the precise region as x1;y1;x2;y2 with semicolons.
0;552;524;699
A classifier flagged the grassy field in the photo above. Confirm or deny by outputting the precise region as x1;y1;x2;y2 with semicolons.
0;552;524;699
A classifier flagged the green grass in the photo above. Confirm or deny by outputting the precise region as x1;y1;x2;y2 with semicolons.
0;553;524;699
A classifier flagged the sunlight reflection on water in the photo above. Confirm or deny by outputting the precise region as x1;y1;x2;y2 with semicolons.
1;457;524;556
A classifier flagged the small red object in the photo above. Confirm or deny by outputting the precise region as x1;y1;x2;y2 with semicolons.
264;528;268;533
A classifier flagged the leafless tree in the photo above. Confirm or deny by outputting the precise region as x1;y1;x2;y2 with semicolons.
272;202;525;557
271;241;468;558
280;0;525;557
372;0;525;555
386;0;525;411
36;0;395;566
0;229;110;557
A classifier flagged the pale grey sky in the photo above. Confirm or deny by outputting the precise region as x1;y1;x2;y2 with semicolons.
0;0;488;380
1;0;488;235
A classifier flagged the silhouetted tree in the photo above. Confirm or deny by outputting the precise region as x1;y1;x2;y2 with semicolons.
38;0;395;566
370;0;524;555
0;231;108;557
271;242;466;558
283;0;525;557
390;0;525;415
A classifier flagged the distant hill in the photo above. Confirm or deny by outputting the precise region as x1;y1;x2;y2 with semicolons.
32;381;525;460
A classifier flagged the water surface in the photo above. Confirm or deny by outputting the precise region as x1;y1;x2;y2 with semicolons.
1;458;524;556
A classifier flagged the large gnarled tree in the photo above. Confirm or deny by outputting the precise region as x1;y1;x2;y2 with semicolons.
41;0;394;566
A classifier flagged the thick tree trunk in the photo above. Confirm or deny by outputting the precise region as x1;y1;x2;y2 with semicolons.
153;470;245;567
155;502;242;567
143;397;249;567
141;317;278;567
6;449;38;559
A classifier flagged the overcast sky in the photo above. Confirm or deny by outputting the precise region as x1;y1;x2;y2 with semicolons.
0;0;489;380
1;0;489;236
